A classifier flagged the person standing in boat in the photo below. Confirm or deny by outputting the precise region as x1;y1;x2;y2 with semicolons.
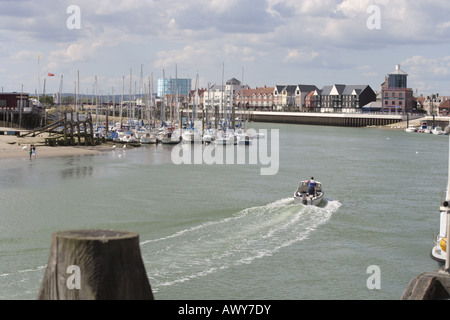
308;177;316;196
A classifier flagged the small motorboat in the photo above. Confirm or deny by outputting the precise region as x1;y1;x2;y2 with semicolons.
294;180;324;206
405;126;417;133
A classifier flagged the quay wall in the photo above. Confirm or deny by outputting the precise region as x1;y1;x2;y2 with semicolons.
246;111;405;127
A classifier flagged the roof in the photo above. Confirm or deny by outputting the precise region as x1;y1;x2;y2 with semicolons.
297;85;319;93
388;64;408;76
439;100;450;109
240;87;275;97
362;101;382;109
226;78;241;85
319;84;373;96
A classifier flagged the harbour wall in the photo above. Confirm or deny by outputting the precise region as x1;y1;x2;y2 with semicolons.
245;111;406;127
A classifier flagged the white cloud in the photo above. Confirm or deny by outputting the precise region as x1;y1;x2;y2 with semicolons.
2;0;450;94
284;49;319;63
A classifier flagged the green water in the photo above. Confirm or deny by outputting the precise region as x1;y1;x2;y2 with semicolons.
0;123;446;299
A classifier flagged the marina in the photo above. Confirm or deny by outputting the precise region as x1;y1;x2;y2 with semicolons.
0;122;447;300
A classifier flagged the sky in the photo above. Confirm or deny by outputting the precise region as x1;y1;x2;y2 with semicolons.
1;0;450;97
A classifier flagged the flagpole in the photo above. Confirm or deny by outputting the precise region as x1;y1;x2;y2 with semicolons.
37;55;40;104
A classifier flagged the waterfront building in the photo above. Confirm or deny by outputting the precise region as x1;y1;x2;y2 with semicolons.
313;84;377;113
157;78;191;100
420;94;450;115
295;85;319;111
235;87;275;110
0;92;32;111
273;85;296;110
438;100;450;116
204;78;248;113
273;85;318;111
381;64;415;113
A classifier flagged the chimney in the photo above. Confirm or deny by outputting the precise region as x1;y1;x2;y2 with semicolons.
396;64;400;70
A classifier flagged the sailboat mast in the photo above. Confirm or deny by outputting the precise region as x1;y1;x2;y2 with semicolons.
120;75;124;128
129;68;132;125
221;63;224;127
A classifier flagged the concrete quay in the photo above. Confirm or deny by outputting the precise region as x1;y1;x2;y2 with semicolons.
247;111;407;127
241;111;450;129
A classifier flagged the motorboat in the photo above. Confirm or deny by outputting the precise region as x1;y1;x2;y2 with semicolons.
293;180;324;206
405;126;417;133
432;126;445;135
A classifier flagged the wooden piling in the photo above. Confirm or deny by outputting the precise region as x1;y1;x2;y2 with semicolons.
37;229;154;300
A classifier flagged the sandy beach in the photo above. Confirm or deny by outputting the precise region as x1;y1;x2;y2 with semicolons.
0;127;112;160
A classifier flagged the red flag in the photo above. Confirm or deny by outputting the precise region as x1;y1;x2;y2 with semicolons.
48;73;54;77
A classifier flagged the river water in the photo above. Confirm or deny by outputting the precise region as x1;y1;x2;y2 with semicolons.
0;122;446;300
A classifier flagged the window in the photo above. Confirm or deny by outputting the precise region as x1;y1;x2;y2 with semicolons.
392;93;396;97
0;100;6;108
385;92;388;97
399;93;403;98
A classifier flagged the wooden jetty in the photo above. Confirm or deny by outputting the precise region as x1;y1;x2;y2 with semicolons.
20;112;96;147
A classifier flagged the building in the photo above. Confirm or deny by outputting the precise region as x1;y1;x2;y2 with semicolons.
381;65;415;113
420;94;450;115
0;92;33;111
437;100;450;116
295;85;319;111
313;84;377;113
273;85;297;110
203;78;248;113
235;87;275;110
157;78;191;100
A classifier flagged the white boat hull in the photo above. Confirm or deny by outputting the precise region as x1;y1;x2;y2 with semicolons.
293;180;324;206
431;240;446;264
294;192;324;206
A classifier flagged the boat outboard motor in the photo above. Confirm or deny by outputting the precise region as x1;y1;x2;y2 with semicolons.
301;191;307;205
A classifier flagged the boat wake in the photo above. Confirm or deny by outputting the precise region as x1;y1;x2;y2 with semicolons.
140;197;341;292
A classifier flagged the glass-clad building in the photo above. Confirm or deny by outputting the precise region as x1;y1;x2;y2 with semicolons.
157;78;192;98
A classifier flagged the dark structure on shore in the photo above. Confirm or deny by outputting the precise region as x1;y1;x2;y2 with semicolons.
0;92;44;129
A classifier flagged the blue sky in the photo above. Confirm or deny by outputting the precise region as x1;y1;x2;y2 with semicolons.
1;0;450;97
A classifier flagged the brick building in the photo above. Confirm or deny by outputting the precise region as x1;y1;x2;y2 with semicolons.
381;65;415;113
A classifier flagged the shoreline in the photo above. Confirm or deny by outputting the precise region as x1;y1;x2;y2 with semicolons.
0;128;113;161
0;120;415;161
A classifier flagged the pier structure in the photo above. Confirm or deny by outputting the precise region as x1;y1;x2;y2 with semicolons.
20;111;95;146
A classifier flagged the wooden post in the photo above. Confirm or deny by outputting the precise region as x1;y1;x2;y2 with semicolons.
76;112;81;146
37;229;154;300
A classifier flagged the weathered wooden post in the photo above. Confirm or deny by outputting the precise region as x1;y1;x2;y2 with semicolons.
38;229;154;300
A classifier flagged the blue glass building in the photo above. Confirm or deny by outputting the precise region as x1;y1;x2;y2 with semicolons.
157;78;192;99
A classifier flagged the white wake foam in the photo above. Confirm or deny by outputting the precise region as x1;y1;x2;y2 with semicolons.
140;198;341;291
